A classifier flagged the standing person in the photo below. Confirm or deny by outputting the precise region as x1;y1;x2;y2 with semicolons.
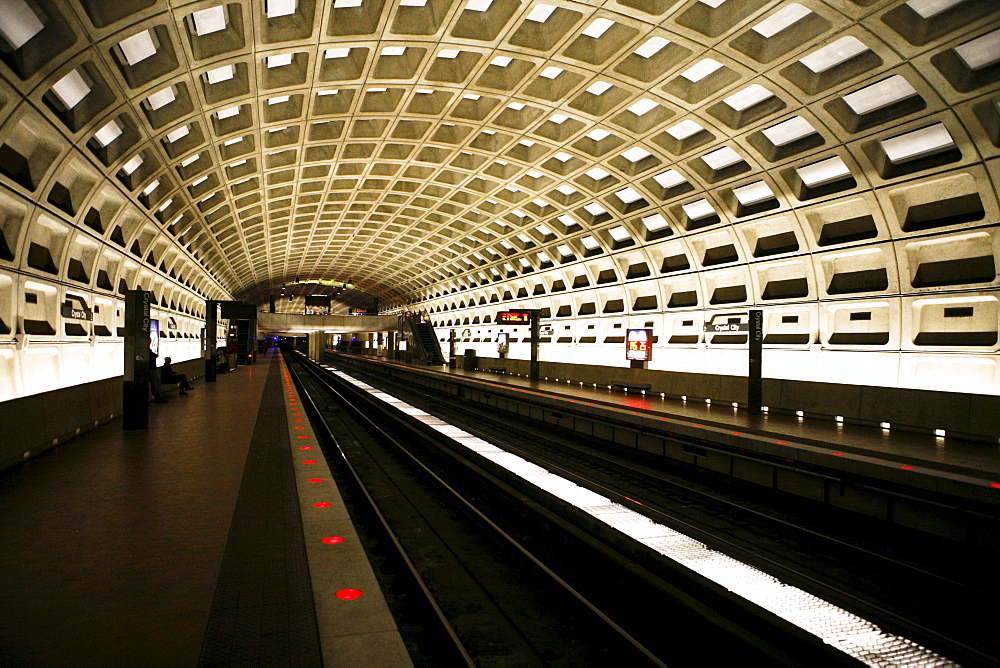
226;337;239;369
161;357;194;395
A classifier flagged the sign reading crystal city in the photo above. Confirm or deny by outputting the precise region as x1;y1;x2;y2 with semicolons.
749;309;763;416
60;305;93;320
703;321;750;332
497;310;533;324
625;328;653;362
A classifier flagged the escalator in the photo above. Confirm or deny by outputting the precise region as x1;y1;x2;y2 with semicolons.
232;319;256;365
402;314;446;365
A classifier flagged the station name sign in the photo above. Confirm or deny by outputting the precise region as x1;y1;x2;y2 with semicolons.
703;322;749;332
497;310;533;324
625;328;653;362
61;305;93;321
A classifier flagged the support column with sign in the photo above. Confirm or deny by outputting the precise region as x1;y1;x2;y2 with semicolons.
204;300;217;382
497;310;540;381
123;289;151;431
529;313;539;381
749;309;763;416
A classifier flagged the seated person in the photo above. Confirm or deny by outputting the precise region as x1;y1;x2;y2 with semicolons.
150;351;167;404
161;357;194;395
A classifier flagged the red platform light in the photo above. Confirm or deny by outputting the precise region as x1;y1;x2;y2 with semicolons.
991;483;1000;489
308;478;323;483
900;465;915;470
776;441;787;445
294;419;304;422
313;502;332;508
322;536;344;544
732;432;741;435
300;445;312;450
336;588;362;600
832;452;845;456
303;459;317;464
298;435;309;439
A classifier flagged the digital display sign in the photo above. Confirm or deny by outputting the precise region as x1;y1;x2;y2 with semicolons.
498;311;532;324
625;328;653;362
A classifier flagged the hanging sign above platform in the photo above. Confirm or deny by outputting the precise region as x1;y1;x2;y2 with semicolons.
497;310;533;324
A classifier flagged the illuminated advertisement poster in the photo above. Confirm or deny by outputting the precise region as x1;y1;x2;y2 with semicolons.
625;328;652;362
149;319;160;356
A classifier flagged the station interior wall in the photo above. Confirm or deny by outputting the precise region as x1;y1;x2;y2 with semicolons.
1;0;999;441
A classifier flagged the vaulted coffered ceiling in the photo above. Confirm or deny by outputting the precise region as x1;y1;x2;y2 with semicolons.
1;0;998;309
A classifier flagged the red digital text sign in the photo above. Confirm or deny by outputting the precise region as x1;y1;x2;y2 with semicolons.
498;311;532;324
625;328;653;362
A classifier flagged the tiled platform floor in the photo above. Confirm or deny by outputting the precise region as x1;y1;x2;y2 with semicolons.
0;351;319;666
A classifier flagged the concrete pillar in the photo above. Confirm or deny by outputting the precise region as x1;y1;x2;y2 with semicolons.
123;289;152;431
308;330;324;361
204;300;217;382
749;309;763;415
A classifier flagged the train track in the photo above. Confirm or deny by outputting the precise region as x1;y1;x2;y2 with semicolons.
320;353;998;667
286;352;860;665
288;353;665;665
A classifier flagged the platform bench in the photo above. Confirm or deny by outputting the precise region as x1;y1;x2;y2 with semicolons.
611;381;652;392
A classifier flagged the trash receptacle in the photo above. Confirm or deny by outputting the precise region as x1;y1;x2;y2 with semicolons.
463;349;477;370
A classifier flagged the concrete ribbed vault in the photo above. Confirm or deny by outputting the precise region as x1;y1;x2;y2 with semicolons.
0;0;999;399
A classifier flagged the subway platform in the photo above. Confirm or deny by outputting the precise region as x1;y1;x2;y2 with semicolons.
341;354;1000;481
0;351;409;667
445;365;1000;480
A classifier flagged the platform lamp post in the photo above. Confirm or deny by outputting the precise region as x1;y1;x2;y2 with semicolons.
204;299;218;383
123;289;152;431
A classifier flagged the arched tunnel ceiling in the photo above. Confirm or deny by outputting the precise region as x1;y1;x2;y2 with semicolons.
2;0;999;309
